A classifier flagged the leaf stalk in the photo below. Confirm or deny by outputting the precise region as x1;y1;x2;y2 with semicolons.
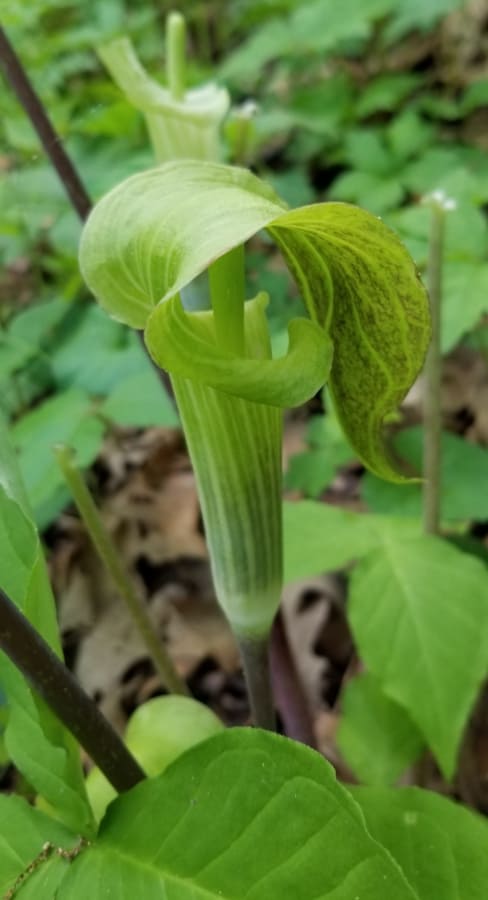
55;444;188;697
238;635;276;731
422;192;453;535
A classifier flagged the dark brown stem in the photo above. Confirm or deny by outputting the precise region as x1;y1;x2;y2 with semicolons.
0;24;92;221
238;635;276;731
0;587;145;793
270;609;317;748
0;24;176;399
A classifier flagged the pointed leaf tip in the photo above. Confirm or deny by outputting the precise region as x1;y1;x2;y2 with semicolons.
269;203;431;481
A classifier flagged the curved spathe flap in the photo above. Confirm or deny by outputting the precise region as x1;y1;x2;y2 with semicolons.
79;159;430;481
145;293;333;409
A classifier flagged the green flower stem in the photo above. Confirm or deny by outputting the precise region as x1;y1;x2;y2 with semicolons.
55;445;188;697
423;195;450;535
166;11;186;101
239;636;276;731
208;245;246;355
171;374;283;640
0;586;145;793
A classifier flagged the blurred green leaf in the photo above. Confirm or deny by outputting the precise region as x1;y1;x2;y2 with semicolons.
283;500;420;583
353;786;488;900
384;0;466;43
338;673;424;786
49;304;148;395
329;170;404;214
12;388;106;529
362;426;488;521
101;370;179;428
356;74;421;117
285;407;353;497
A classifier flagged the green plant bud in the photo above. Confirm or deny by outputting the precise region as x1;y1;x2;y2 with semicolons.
98;37;230;163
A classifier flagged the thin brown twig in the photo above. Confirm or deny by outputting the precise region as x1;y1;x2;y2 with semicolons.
0;23;92;221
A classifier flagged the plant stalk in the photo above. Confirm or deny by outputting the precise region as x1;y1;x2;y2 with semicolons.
238;635;276;731
166;11;186;101
0;587;145;793
423;197;447;535
270;609;317;748
208;246;246;355
0;24;91;221
55;445;188;697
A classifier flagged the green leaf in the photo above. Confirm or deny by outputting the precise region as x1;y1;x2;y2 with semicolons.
328;170;405;214
49;303;149;395
337;673;424;786
348;534;488;778
283;500;420;583
9;297;69;347
285;448;338;497
385;0;465;43
356;74;421;117
101;369;179;428
0;426;94;835
285;407;354;497
12;388;105;529
81;159;430;481
0;794;77;898
342;129;395;175
58;728;417;899
387;111;435;163
461;79;488;115
362;426;488;521
442;261;488;352
352;786;488;900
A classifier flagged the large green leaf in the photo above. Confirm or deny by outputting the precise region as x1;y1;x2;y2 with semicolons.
58;728;417;899
337;672;424;786
0;426;94;835
80;159;430;480
348;534;488;778
283;500;420;583
352;786;488;900
0;794;76;899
